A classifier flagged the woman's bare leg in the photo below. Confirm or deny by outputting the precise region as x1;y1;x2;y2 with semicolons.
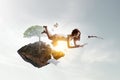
42;26;53;40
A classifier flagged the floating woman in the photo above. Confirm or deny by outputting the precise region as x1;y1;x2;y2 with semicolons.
41;26;86;48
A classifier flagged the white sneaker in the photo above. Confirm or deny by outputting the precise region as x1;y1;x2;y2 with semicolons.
47;58;60;65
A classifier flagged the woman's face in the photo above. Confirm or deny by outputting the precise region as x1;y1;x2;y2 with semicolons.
72;32;80;40
75;32;80;38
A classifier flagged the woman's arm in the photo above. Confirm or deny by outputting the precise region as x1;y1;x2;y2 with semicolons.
67;35;80;48
67;35;86;48
74;40;88;47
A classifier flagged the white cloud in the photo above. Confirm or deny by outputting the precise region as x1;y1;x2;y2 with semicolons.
0;0;120;80
80;49;109;63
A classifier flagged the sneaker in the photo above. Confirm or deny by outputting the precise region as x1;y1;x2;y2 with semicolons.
47;58;60;65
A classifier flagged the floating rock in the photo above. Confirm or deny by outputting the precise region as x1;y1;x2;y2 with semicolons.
17;41;64;68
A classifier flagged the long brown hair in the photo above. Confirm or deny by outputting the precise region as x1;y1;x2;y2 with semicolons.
71;29;81;41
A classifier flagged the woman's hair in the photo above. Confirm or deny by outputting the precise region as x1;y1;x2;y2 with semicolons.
71;29;81;40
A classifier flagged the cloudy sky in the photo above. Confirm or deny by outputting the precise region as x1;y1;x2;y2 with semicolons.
0;0;120;80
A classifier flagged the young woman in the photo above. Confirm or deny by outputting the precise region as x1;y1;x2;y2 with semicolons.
41;26;85;48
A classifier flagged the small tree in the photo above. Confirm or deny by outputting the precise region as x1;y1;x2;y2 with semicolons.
24;25;43;42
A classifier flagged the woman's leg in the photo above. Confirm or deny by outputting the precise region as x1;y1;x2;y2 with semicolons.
42;26;53;40
51;39;58;47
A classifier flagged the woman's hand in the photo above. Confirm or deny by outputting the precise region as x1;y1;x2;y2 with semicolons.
75;45;81;47
76;43;88;48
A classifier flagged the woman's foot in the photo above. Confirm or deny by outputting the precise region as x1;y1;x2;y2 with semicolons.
41;26;47;34
43;26;47;28
41;30;46;34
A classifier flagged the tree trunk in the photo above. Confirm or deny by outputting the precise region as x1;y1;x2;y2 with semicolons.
39;36;40;42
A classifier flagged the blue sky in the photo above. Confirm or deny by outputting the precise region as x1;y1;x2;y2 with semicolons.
0;0;120;80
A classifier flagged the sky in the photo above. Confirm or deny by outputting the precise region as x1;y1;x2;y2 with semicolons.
0;0;120;80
